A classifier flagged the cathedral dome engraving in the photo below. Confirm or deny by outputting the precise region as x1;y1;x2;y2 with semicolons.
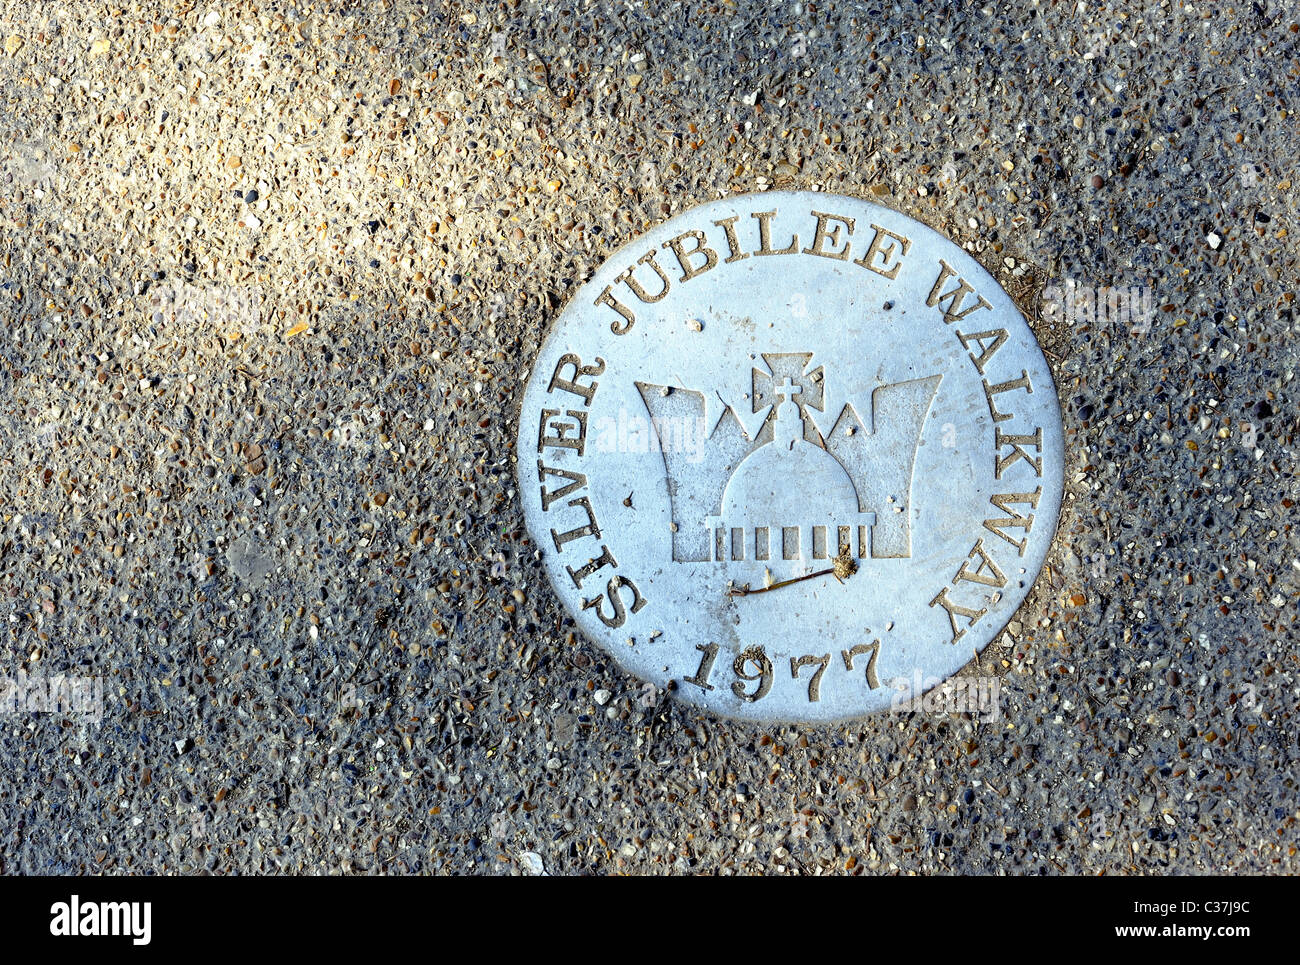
707;377;874;569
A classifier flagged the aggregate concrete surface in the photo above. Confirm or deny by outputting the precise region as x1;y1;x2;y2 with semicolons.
0;0;1296;875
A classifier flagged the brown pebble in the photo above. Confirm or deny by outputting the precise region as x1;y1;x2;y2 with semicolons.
1090;174;1104;188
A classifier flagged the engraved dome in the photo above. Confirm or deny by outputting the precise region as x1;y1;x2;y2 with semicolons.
720;388;860;522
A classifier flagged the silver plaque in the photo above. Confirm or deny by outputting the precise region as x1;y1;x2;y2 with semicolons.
518;192;1064;723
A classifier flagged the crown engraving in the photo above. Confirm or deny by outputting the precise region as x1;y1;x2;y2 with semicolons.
636;352;941;572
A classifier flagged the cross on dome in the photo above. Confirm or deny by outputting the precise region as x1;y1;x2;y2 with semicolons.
773;376;806;449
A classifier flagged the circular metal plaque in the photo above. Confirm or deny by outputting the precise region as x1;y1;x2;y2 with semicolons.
518;192;1063;723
